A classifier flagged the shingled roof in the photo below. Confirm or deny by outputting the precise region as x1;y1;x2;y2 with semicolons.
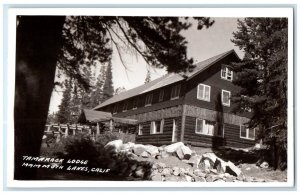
93;49;238;110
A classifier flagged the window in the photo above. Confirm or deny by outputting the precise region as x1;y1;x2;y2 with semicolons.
159;90;164;102
221;67;233;81
138;124;143;135
122;101;128;112
222;90;231;106
145;93;153;106
240;125;255;140
113;104;118;114
171;84;181;100
132;98;138;110
150;119;164;134
195;119;224;137
197;84;211;101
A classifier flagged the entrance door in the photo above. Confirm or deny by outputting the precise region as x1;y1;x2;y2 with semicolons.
172;119;178;142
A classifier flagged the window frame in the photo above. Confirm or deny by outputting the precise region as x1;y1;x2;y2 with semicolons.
170;84;181;100
197;83;211;102
221;67;233;81
159;89;164;102
240;125;256;140
150;119;164;134
221;89;231;107
195;118;224;137
145;93;153;107
138;124;143;135
122;101;128;112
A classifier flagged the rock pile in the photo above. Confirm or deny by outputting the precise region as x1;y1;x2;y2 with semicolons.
103;140;265;182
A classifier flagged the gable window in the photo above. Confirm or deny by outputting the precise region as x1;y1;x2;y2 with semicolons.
240;125;255;140
195;119;224;137
159;90;164;102
150;119;164;134
222;90;231;106
221;67;233;81
138;124;143;135
197;84;211;102
145;93;153;107
132;98;138;110
113;104;118;114
171;84;181;100
122;101;128;112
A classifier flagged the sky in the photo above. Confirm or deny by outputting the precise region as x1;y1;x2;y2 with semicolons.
48;17;244;113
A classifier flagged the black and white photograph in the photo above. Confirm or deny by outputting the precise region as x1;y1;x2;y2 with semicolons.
2;5;295;190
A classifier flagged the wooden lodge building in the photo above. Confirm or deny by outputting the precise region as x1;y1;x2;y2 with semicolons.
93;50;256;148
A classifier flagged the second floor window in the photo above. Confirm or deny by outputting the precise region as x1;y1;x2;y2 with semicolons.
221;67;233;81
171;84;181;100
222;90;231;106
145;93;153;107
197;84;211;101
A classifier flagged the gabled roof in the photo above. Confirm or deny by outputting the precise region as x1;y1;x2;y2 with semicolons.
93;49;239;110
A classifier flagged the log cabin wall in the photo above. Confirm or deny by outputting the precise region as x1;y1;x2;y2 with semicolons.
184;116;255;148
135;117;182;146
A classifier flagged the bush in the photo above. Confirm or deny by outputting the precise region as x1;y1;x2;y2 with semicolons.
95;131;135;146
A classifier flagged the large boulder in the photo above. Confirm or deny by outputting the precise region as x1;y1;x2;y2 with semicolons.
213;158;227;174
187;155;202;168
104;140;123;153
225;161;242;177
151;173;163;181
164;142;184;153
176;147;184;160
132;144;147;156
202;152;218;164
181;145;192;160
141;151;150;158
120;142;135;151
145;145;159;157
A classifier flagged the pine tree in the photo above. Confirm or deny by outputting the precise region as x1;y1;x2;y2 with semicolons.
56;79;73;124
102;62;114;101
144;69;151;83
90;64;107;108
230;18;288;169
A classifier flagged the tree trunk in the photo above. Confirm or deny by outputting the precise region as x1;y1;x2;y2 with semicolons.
14;16;65;179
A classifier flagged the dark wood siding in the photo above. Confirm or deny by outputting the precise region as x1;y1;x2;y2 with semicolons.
184;116;255;148
183;53;251;118
136;117;181;146
223;123;255;148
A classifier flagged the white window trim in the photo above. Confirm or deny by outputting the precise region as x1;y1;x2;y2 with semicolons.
145;94;153;107
138;124;143;135
159;90;164;102
195;119;213;136
240;125;256;140
197;84;211;102
221;89;231;107
221;67;233;81
150;120;164;134
195;119;224;137
170;84;181;100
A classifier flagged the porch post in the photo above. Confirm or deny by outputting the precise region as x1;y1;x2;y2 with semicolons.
109;120;113;132
65;124;69;137
96;122;100;135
